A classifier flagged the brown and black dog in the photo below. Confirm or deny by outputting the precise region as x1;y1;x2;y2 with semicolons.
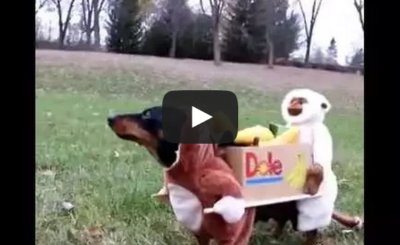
107;106;363;245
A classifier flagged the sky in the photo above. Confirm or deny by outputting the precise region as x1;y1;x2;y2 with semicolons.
36;0;364;65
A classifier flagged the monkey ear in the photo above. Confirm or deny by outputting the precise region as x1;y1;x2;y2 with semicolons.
321;100;331;112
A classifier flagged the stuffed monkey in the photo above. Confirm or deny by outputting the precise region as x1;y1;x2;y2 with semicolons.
281;89;338;242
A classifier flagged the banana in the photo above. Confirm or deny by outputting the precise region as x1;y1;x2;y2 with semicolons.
259;127;299;146
234;125;275;145
284;154;307;189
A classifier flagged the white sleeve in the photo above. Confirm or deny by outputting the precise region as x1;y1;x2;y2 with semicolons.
312;124;333;169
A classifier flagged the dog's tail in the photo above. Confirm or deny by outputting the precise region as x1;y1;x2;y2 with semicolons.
332;211;363;229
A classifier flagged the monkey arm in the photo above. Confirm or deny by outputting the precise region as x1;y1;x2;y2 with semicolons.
312;124;333;167
198;160;246;223
304;124;333;195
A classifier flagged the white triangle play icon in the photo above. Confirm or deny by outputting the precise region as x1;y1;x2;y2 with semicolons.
192;106;212;128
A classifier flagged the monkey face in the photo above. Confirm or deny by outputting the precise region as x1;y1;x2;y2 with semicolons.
281;89;331;125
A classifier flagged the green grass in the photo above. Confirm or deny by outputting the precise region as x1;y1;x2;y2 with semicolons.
36;59;364;245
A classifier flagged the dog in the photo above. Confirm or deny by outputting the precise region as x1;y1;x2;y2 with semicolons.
107;106;363;244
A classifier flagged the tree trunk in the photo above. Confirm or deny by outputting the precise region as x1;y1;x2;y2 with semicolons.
304;21;316;63
358;12;364;32
297;0;324;64
266;30;274;69
58;25;65;49
169;30;177;58
304;36;312;63
94;11;101;48
212;27;221;66
85;31;92;45
48;24;52;41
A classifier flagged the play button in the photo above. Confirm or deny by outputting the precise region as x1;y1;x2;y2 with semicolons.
162;90;238;144
192;106;212;128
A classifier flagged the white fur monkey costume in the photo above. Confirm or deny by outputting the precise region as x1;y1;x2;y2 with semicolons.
281;88;338;232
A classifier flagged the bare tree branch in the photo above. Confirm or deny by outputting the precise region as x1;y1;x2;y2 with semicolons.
312;0;323;22
50;0;77;48
297;0;309;37
36;0;49;14
353;0;364;32
80;0;106;47
297;0;324;63
199;0;206;15
99;0;107;12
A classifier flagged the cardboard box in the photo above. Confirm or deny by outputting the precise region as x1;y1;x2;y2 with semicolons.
224;144;320;207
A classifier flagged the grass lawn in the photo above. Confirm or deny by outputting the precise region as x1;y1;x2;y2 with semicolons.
36;51;364;245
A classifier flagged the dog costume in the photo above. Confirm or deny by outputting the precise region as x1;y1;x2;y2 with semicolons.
163;114;255;245
281;88;338;232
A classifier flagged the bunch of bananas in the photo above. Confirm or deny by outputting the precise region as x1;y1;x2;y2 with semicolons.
284;154;307;190
233;124;299;146
234;125;275;145
258;127;299;146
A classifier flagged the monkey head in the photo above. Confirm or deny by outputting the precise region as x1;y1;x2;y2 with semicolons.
281;88;331;125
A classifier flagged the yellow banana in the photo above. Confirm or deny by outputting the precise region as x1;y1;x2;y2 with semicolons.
259;127;299;146
234;125;275;144
284;154;307;189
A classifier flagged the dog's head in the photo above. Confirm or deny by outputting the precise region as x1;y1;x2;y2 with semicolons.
107;106;187;168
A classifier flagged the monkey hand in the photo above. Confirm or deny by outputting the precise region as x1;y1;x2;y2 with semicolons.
203;196;245;223
303;163;324;195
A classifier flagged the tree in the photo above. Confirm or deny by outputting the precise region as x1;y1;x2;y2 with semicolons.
80;0;107;47
36;0;49;14
187;14;214;60
200;0;226;66
251;0;290;69
272;10;301;60
106;0;143;54
162;0;192;57
223;0;252;62
326;37;338;65
141;20;171;57
348;48;363;67
310;46;325;63
36;17;44;40
141;11;213;60
66;22;83;45
223;0;300;64
353;0;364;32
297;0;324;63
141;0;193;58
50;0;77;48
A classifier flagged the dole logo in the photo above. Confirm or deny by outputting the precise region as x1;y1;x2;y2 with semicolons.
244;151;283;185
